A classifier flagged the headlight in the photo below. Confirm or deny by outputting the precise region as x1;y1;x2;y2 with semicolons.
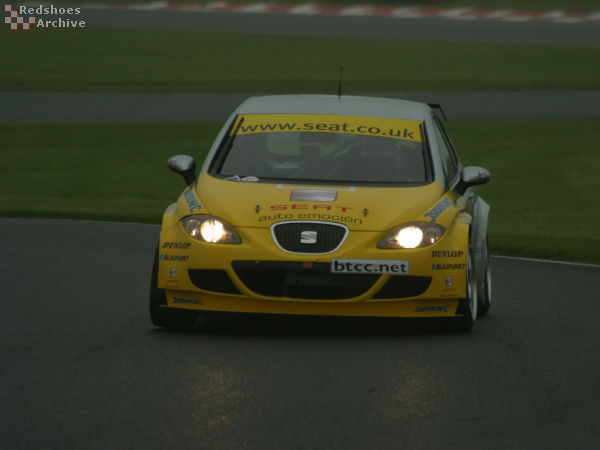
181;215;241;244
378;222;446;249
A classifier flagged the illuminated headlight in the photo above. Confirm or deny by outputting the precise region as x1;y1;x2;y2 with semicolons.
378;222;446;249
181;215;241;244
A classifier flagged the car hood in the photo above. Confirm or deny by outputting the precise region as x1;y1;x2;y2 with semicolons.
190;174;447;232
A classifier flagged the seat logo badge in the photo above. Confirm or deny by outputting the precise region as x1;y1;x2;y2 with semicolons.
300;230;318;244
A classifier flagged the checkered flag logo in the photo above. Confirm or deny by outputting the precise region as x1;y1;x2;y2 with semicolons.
5;5;36;30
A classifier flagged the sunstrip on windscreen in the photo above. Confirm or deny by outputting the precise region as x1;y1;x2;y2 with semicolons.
231;114;423;143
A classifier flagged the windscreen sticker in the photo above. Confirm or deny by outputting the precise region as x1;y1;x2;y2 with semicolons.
162;242;192;250
424;197;453;223
331;259;409;274
233;114;423;143
183;189;202;213
171;296;203;306
415;305;450;313
432;263;466;270
160;254;190;262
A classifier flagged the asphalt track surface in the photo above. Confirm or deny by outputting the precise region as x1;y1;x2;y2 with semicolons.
2;218;600;449
2;91;600;122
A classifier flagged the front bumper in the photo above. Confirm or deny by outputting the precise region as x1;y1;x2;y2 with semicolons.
158;222;468;318
164;290;459;317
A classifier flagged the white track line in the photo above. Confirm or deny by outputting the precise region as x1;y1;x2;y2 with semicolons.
492;255;599;268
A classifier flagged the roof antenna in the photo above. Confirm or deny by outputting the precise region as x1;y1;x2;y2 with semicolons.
337;67;344;98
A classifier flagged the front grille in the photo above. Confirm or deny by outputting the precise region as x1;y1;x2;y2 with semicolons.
271;221;348;254
188;269;241;294
372;276;432;299
232;260;379;300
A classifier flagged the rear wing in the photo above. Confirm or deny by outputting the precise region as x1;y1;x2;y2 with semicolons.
428;103;448;121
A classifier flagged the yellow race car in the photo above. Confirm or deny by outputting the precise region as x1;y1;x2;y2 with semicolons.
149;95;491;330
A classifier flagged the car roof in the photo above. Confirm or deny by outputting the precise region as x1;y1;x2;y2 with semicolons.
235;95;432;121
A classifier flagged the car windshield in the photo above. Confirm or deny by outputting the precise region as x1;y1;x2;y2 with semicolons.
213;113;428;185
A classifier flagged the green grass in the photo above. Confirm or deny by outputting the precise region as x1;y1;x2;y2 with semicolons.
0;122;222;222
88;0;600;12
447;120;600;264
2;28;600;93
1;120;598;264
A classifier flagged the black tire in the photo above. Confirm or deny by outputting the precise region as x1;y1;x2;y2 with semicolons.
454;246;477;332
478;236;492;316
149;245;197;329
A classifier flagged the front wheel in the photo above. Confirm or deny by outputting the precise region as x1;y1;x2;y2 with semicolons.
478;237;492;316
454;246;478;331
149;244;197;329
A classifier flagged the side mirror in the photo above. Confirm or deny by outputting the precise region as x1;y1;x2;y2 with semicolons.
167;155;197;185
455;166;490;195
